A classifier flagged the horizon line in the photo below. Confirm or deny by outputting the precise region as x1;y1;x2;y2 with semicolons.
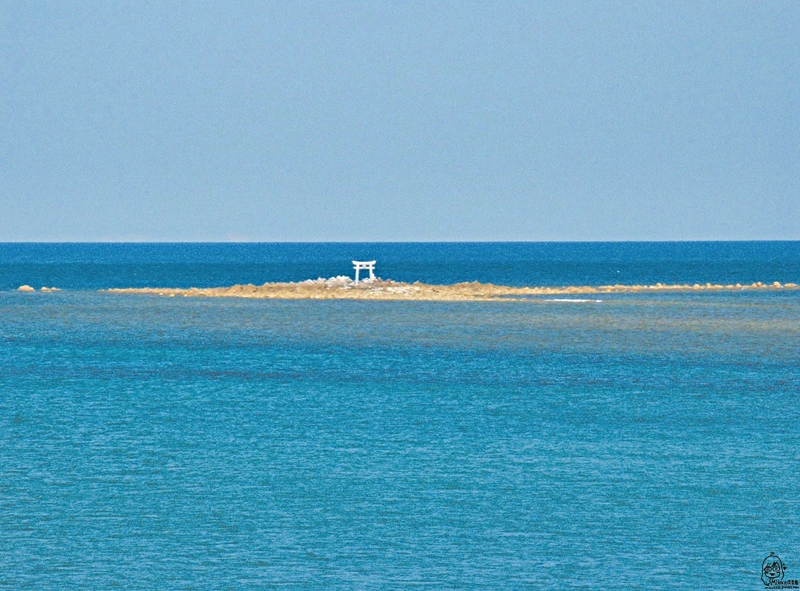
1;239;799;245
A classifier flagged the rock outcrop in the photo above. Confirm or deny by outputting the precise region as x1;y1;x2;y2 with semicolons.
102;278;800;302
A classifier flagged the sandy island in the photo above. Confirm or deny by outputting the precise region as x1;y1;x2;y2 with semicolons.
102;277;799;301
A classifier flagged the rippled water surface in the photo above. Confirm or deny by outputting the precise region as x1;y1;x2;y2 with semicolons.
1;244;799;589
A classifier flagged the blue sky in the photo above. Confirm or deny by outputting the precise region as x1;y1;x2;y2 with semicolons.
1;1;798;241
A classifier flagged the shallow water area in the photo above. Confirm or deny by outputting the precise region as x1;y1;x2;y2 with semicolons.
2;283;799;589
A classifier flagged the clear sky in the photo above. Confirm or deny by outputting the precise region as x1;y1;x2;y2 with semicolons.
1;1;798;241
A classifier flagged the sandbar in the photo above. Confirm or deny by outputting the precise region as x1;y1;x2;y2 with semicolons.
102;278;799;301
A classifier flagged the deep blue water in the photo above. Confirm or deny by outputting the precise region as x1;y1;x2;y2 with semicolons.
1;241;799;290
1;243;799;589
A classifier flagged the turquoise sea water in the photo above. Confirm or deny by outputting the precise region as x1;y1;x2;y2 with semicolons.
1;243;799;589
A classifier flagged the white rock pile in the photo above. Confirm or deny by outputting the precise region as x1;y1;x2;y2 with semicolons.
298;275;381;289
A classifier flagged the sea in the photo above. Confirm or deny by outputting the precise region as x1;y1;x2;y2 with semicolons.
1;242;798;590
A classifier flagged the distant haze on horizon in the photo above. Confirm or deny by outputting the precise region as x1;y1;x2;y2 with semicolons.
1;2;798;242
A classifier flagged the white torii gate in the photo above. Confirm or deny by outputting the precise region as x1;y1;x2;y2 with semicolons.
352;260;376;284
